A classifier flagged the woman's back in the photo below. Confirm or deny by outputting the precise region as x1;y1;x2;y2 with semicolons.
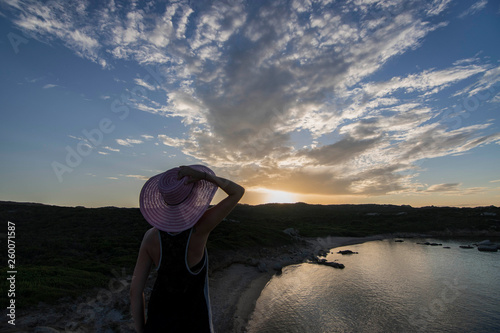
145;228;213;332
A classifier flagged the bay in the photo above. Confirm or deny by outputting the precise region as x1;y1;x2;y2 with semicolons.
247;238;500;333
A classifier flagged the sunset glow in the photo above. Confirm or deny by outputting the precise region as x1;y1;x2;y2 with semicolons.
264;190;297;204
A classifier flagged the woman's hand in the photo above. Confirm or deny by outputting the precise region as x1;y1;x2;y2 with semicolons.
177;165;206;184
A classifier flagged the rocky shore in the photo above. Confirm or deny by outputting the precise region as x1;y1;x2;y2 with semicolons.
0;232;471;332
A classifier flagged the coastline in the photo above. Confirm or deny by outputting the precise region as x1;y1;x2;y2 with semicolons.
3;200;498;332
10;232;487;332
210;233;410;332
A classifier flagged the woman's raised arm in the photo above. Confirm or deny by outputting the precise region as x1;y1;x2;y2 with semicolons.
177;165;245;235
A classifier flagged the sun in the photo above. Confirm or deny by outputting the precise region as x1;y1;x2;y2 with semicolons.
265;189;297;204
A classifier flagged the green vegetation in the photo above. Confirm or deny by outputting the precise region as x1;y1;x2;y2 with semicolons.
1;201;499;309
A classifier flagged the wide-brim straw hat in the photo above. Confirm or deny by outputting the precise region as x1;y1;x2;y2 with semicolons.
139;165;218;232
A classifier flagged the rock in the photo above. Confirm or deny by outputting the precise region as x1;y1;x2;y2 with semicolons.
283;228;300;238
417;242;442;246
104;309;123;322
323;261;345;269
478;245;498;252
337;250;358;255
246;258;259;266
272;263;283;271
317;249;329;257
395;240;404;242
257;262;268;273
314;259;345;269
459;245;474;249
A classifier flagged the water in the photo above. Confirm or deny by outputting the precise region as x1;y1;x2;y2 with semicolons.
247;238;500;333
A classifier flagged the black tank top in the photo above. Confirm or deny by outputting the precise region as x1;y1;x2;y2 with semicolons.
144;228;213;332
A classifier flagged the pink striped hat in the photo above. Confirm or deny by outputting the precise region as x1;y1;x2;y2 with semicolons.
139;165;218;232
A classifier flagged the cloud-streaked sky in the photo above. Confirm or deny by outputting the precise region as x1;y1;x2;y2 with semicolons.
1;0;499;208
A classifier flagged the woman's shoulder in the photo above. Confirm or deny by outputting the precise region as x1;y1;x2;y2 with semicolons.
142;227;160;262
143;227;158;241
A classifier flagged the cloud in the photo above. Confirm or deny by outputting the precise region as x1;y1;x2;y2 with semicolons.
459;65;500;97
134;78;156;91
116;138;144;147
299;135;382;166
116;139;133;147
158;135;188;148
361;65;486;100
102;146;120;152
5;0;500;198
43;83;58;89
426;0;453;16
123;174;149;181
9;0;102;65
148;1;498;196
425;183;489;195
426;183;461;192
459;0;488;18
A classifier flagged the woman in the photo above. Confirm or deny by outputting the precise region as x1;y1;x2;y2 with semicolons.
130;165;245;332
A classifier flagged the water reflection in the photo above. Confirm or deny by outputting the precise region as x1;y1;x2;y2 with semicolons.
247;239;500;333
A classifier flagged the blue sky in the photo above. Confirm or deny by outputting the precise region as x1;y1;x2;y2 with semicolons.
1;0;499;208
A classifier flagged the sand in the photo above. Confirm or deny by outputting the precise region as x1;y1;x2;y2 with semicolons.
210;264;274;333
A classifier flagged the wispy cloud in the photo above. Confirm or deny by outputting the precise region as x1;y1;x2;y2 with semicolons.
426;0;453;16
426;183;461;192
459;0;488;18
116;138;144;147
102;146;120;152
425;183;489;196
123;174;149;181
9;0;104;66
43;83;58;89
134;78;156;91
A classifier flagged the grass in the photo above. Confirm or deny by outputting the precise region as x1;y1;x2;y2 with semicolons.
1;201;498;309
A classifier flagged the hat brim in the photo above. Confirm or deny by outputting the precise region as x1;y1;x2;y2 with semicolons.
139;165;218;232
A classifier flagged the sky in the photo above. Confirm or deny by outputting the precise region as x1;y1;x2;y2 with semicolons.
0;0;499;208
